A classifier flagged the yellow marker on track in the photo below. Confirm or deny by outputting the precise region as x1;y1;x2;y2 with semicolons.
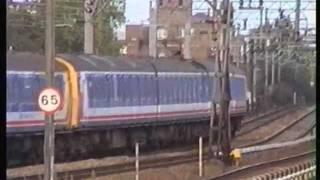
230;149;241;167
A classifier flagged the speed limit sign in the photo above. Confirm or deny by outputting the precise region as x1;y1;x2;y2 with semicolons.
38;88;62;114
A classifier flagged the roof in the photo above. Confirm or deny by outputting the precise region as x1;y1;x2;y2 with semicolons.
58;54;155;72
7;52;246;76
7;52;65;72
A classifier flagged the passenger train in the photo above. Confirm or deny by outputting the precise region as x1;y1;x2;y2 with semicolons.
7;52;248;166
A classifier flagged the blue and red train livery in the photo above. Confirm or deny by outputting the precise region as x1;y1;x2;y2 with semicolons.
7;52;248;166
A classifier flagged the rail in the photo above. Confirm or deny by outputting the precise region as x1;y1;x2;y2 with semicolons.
237;106;297;137
252;162;316;180
8;106;307;180
205;150;315;180
240;135;315;154
238;107;315;148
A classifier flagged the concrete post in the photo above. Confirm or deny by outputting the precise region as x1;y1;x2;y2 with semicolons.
199;136;203;177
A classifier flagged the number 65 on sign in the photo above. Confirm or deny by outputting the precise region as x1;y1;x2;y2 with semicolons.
38;88;62;114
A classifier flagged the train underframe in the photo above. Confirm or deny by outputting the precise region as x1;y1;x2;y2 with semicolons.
7;115;244;168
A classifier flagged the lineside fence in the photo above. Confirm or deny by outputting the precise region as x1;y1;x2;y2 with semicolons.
252;161;316;180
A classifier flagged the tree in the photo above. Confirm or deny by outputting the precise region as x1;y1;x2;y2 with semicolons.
7;0;125;55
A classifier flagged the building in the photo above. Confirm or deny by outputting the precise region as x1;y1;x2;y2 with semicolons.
148;0;218;60
125;24;149;57
149;0;190;58
125;0;238;61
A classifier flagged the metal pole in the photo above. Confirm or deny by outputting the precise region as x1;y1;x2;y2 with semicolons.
209;1;218;157
253;39;257;110
249;39;254;111
149;0;158;58
294;0;300;103
44;0;55;179
216;22;224;155
294;63;298;104
265;39;269;91
84;0;94;54
295;0;301;41
278;55;281;83
155;0;158;59
183;0;192;60
199;136;203;177
265;8;268;25
271;52;275;86
135;142;139;180
218;0;232;160
225;0;232;144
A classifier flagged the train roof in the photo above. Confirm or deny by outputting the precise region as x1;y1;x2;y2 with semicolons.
6;52;245;75
58;53;245;75
7;52;65;72
58;54;156;72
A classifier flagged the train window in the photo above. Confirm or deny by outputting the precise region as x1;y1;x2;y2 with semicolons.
116;74;126;106
185;77;190;103
177;76;182;104
180;76;186;104
172;77;176;104
150;75;157;105
195;77;199;103
230;77;246;101
163;76;169;104
141;75;147;106
169;76;174;104
86;74;112;108
6;73;65;112
180;77;184;103
132;75;140;106
138;75;145;106
186;77;190;103
159;76;167;104
122;75;130;106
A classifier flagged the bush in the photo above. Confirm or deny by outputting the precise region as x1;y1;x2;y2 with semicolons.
270;83;294;106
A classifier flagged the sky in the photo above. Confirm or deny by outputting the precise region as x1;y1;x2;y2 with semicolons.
10;0;316;38
121;0;316;36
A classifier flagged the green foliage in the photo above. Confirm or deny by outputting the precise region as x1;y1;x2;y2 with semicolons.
7;8;45;52
278;63;315;104
270;82;294;105
7;0;125;55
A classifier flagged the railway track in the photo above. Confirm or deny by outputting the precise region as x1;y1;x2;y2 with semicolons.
236;106;298;137
8;106;309;180
266;110;315;144
206;150;316;180
234;107;315;148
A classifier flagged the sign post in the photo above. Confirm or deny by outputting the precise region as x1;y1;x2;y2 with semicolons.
39;88;61;180
43;0;56;178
